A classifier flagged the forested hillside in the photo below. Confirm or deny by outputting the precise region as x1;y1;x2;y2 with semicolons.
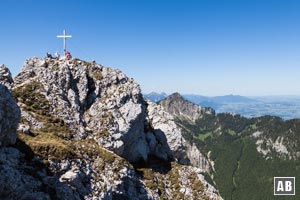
160;93;300;200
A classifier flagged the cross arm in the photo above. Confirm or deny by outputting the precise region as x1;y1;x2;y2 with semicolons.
57;35;72;38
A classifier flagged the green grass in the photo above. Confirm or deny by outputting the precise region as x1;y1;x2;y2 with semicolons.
17;131;76;160
197;132;212;141
92;71;103;80
13;81;75;160
249;123;257;130
227;129;237;136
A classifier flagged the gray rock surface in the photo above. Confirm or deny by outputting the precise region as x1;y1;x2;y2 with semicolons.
14;57;149;162
0;147;51;200
158;93;217;171
252;131;299;160
14;58;207;165
0;84;20;146
186;143;211;172
0;64;13;88
147;100;212;171
146;100;187;163
2;57;223;199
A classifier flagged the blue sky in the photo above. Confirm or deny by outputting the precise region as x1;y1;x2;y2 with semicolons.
1;0;300;96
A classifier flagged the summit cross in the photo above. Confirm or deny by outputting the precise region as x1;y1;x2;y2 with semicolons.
56;29;72;53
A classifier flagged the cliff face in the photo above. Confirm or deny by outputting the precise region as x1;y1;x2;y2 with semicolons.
158;93;215;172
0;57;222;200
0;84;20;146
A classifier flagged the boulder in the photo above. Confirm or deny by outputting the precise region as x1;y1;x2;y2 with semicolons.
0;84;20;146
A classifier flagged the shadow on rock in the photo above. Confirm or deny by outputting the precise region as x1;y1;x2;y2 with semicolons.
0;139;93;200
103;168;153;200
132;155;172;175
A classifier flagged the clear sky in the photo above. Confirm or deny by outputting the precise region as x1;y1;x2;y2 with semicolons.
1;0;300;96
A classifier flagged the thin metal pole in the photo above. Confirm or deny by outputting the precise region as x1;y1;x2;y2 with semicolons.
63;30;65;52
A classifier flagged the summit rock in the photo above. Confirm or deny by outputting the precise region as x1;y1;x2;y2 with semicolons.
14;57;149;162
0;57;222;199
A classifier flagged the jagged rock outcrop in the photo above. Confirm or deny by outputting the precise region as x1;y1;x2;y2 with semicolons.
146;100;211;172
0;64;14;88
157;93;213;171
0;143;150;200
252;130;300;160
14;57;150;162
159;92;214;122
186;143;211;172
13;57;207;165
0;57;223;199
146;100;187;163
0;84;20;146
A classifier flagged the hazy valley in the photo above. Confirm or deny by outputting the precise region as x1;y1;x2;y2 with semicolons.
145;92;300;120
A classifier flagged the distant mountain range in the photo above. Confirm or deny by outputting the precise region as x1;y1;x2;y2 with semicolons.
144;92;259;104
143;92;168;102
144;92;300;119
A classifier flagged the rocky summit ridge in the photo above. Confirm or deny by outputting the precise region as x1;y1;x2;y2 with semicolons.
0;57;222;200
159;92;215;122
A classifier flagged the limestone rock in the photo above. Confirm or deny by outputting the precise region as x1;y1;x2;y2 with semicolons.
0;64;13;88
0;147;51;200
146;100;187;163
186;143;211;172
12;57;214;169
147;100;212;172
0;84;20;146
14;57;148;162
157;93;214;171
7;57;223;199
